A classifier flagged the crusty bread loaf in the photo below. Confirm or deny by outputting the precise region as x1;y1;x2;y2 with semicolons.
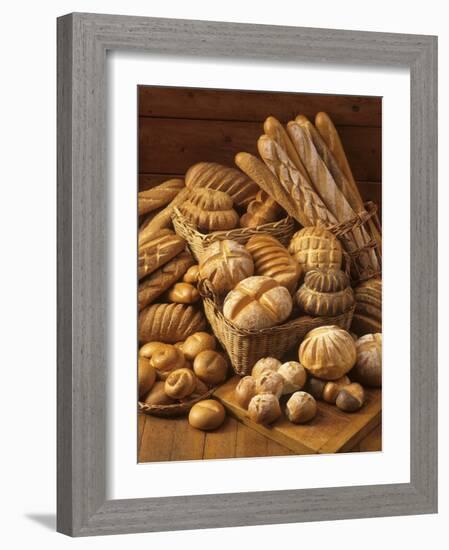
179;188;239;232
139;303;206;343
245;234;300;294
288;226;343;273
223;276;293;330
199;239;254;295
138;251;194;311
240;190;283;228
351;277;382;336
138;229;186;280
185;162;259;208
138;179;184;216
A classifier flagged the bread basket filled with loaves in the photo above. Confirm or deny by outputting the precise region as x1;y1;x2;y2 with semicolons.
137;109;382;418
170;162;296;261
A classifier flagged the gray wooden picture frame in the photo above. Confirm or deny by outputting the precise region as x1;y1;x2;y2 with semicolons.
57;12;438;537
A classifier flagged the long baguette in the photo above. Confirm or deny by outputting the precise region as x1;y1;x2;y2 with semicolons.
257;135;336;226
234;152;310;226
314;112;382;251
138;179;184;216
138;251;194;311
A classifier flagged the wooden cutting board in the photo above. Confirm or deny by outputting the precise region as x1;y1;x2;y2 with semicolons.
214;376;382;455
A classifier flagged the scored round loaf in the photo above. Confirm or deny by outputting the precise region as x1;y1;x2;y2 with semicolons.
182;332;216;361
248;393;281;424
351;333;382;387
138;303;206;344
288;226;343;273
164;368;197;399
179;188;239;232
299;325;357;380
255;371;284;398
285;391;317;424
185;162;259;208
246;234;301;294
295;268;355;316
223;276;293;330
251;357;282;379
352;278;382;336
193;350;228;385
199;239;254;295
277;361;307;395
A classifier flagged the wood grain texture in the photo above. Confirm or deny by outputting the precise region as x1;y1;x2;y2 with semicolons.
214;376;381;454
57;12;437;536
139;86;381;126
139;117;381;182
137;413;377;463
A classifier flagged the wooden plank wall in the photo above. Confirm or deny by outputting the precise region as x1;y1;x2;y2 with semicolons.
138;86;381;215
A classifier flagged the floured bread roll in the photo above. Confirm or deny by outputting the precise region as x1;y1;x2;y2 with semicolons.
235;376;257;409
288;226;343;273
255;371;284;398
299;325;356;380
248;393;281;424
179;188;239;232
251;357;282;379
223;276;293;330
295;268;354;316
278;361;307;395
285;391;317;424
351;333;382;387
199;239;254;295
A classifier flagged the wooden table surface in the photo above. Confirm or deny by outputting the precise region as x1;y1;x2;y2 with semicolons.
138;413;381;463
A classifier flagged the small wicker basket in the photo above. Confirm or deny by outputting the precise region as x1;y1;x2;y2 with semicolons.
138;386;216;418
327;201;382;285
198;280;355;377
172;207;296;261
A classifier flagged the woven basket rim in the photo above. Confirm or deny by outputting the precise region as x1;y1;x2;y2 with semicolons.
199;278;355;337
172;207;294;243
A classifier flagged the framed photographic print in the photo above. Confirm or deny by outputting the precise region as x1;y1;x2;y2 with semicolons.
57;13;437;536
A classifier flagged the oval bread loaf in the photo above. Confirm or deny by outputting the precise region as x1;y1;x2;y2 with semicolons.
185;162;259;208
138;229;186;280
199;239;254;295
139;303;206;344
179;188;239;232
246;234;301;294
223;276;293;330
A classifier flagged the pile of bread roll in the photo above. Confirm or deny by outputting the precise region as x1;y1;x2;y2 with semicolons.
138;332;227;431
235;327;382;425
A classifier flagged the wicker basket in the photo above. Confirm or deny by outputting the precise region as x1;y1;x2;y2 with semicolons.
198;280;355;376
172;207;296;261
327;201;382;285
138;386;216;418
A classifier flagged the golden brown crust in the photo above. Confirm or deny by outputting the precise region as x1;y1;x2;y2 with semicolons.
138;179;184;216
139;303;206;344
138;230;185;280
179;188;239;232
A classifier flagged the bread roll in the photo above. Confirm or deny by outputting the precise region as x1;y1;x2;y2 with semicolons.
138;251;194;311
193;350;228;385
304;376;326;400
150;345;186;380
240;190;283;228
285;392;317;424
251;357;282;379
299;325;357;380
278;361;307;395
182;332;216;361
143;381;175;406
235;376;257;409
167;282;200;304
255;371;284;398
322;375;351;404
139;303;206;344
199;240;254;295
139;341;170;359
351;333;382;387
288;226;343;273
248;393;281;424
164;368;197;399
188;399;226;430
336;383;365;412
179;188;239;232
223;276;292;330
138;178;184;216
246;234;301;294
138;229;185;280
185;162;259;208
183;265;199;284
295;268;355;316
138;356;156;397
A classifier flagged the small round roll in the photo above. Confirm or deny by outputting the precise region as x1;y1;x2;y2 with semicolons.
248;393;281;424
182;332;216;361
164;368;197;399
251;357;282;379
193;350;228;385
277;361;307;395
188;399;226;430
168;282;200;304
235;376;257;409
285;391;317;424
